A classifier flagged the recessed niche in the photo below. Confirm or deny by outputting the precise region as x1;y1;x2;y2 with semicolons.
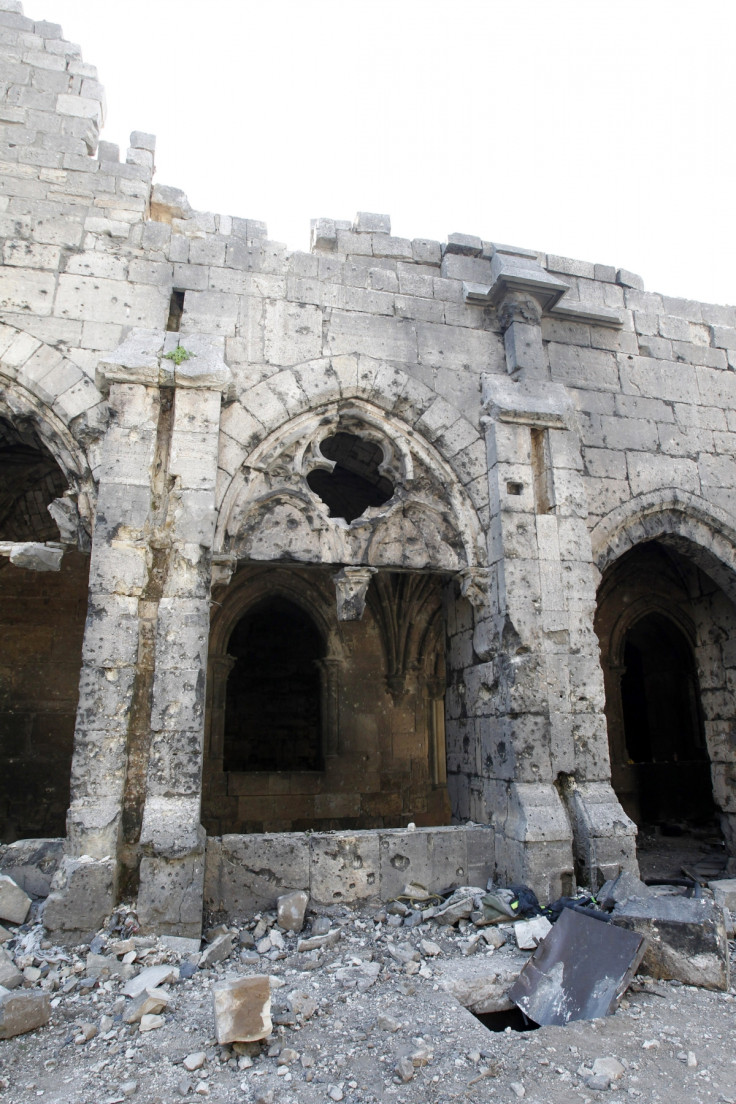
307;432;394;522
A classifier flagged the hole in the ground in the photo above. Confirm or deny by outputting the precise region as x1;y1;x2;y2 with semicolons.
473;1007;540;1033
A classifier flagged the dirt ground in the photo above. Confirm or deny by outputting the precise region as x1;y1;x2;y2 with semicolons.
1;866;735;1104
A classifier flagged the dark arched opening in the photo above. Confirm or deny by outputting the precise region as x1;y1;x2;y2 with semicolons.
0;418;67;541
224;597;325;772
619;612;712;825
0;417;88;842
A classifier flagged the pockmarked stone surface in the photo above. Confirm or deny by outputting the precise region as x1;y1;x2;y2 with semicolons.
1;0;736;944
212;975;272;1044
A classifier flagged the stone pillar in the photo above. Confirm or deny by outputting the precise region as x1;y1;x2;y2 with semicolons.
45;376;161;936
45;330;229;940
456;251;639;897
475;327;638;892
137;340;230;938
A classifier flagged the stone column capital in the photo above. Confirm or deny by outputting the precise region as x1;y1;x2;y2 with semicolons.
497;291;544;332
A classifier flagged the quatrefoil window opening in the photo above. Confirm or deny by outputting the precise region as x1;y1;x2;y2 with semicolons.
306;431;394;523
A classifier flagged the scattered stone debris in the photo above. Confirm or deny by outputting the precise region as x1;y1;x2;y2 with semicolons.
0;875;733;1101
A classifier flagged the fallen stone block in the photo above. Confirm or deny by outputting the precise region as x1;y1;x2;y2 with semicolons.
597;869;654;910
86;953;136;980
199;932;233;968
0;838;64;898
0;986;51;1038
297;928;340;952
0;873;32;925
139;1012;164;1032
277;890;309;932
122;964;178;998
514;916;552;950
213;975;272;1044
709;878;736;911
160;934;201;955
123;987;171;1024
183;1051;206;1071
612;895;730;991
0;949;22;990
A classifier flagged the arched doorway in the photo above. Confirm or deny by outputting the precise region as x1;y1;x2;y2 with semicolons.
618;611;711;824
224;596;325;773
0;417;88;842
595;540;732;876
202;564;451;835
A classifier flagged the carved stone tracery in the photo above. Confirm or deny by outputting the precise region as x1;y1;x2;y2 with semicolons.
216;399;485;577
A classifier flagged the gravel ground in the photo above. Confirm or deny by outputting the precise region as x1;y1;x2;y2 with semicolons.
1;892;735;1104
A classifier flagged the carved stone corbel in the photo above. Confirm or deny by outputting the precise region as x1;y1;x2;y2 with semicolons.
458;567;493;621
211;554;237;590
497;292;543;332
332;566;377;621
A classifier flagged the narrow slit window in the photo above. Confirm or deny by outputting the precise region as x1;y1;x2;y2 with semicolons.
166;289;185;332
530;427;554;514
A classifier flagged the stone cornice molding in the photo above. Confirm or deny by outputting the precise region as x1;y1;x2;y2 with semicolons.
464;246;623;329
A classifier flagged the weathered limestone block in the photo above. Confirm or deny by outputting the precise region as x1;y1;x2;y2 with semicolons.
137;848;205;940
0;987;51;1039
205;834;310;915
560;780;639;888
122;965;178;999
0;874;31;924
378;828;466;903
709;878;736;911
213;975;272;1044
0;950;22;989
43;855;115;940
123;987;171;1024
310;832;379;905
436;955;523;1014
277;890;309;932
0;839;63;899
333;567;377;621
612;896;730;991
492;782;574;903
7;542;63;571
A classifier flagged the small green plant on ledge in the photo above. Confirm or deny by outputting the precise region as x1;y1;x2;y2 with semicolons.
163;346;194;366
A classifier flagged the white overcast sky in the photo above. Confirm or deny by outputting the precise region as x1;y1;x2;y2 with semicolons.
44;0;735;306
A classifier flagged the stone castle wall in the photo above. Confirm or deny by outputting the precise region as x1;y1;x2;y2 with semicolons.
0;0;735;937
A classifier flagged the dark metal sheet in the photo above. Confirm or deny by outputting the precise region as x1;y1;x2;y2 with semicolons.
508;907;647;1026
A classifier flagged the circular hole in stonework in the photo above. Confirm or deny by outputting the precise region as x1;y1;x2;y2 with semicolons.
306;432;394;523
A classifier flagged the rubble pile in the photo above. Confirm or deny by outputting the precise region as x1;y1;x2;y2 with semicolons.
0;872;735;1102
